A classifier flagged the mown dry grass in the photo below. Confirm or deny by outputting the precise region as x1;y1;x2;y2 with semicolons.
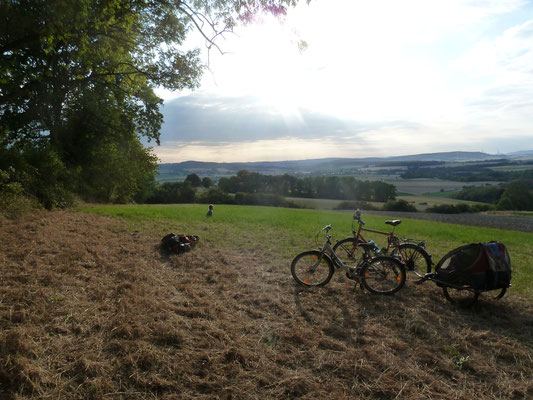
1;210;532;399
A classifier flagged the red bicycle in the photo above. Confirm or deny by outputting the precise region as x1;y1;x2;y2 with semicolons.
333;210;432;281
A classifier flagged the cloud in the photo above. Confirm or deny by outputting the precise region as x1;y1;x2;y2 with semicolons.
158;91;420;145
456;18;533;125
147;0;533;163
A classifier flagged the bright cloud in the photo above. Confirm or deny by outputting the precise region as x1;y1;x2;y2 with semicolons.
153;0;533;162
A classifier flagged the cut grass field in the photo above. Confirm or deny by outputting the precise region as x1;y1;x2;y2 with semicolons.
1;204;532;399
79;204;533;297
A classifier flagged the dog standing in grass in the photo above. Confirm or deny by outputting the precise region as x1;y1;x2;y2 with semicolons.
206;204;214;217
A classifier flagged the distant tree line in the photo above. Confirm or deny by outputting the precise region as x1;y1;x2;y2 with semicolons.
452;185;504;204
141;171;397;208
400;162;533;182
217;170;397;202
427;180;533;213
143;173;302;209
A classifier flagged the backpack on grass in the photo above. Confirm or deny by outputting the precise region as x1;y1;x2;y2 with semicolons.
435;242;511;291
161;233;199;254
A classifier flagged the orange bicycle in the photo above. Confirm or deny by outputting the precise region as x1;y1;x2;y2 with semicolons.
333;210;432;281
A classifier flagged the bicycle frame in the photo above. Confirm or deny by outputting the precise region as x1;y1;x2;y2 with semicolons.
318;225;370;276
350;211;401;254
355;223;399;253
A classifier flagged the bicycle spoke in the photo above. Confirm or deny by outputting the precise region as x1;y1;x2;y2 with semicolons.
362;256;406;294
291;251;335;287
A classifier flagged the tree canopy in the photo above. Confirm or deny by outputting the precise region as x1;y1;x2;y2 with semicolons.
1;0;303;207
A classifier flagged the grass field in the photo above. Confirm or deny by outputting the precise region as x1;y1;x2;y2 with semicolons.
79;204;533;297
2;205;532;399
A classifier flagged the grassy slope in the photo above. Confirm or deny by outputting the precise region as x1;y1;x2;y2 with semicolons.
1;205;532;399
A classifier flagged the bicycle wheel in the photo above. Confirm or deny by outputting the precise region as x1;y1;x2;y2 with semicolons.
332;237;365;267
392;243;432;282
361;256;406;295
442;286;479;308
291;251;335;287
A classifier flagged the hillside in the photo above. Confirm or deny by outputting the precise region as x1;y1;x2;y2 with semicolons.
157;151;532;180
1;210;533;399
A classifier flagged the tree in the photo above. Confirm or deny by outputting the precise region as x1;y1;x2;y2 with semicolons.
1;0;304;146
497;181;533;211
1;0;303;205
185;173;202;187
202;177;213;188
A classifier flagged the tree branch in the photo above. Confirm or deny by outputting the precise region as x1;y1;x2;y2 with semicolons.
178;1;231;60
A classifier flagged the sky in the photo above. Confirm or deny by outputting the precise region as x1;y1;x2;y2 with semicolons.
152;0;533;163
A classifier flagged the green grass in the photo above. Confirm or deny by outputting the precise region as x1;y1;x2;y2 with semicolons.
77;203;533;298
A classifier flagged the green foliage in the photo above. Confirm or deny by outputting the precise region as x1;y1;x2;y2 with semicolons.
201;177;213;188
146;182;197;204
452;185;504;204
497;181;533;211
400;160;533;182
132;175;159;204
382;199;417;212
0;144;74;209
185;174;202;187
1;0;300;208
218;170;396;202
444;346;471;370
196;187;234;204
80;138;159;204
0;168;40;218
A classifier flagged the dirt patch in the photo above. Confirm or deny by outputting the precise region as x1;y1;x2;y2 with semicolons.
1;210;532;399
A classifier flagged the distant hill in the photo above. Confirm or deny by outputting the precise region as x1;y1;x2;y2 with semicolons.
506;150;533;159
157;151;531;181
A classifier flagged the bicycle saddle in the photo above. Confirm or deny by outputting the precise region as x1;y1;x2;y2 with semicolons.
385;220;402;226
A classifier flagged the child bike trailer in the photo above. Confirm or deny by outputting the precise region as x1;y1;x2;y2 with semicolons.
434;241;511;307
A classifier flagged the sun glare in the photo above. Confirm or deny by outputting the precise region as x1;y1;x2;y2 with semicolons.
204;15;310;117
204;3;446;123
155;0;533;162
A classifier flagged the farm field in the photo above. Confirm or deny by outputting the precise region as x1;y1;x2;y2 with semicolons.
383;178;501;196
287;194;485;211
1;205;532;399
396;195;485;211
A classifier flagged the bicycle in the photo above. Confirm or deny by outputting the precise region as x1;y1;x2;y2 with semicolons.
332;210;432;282
290;224;406;295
